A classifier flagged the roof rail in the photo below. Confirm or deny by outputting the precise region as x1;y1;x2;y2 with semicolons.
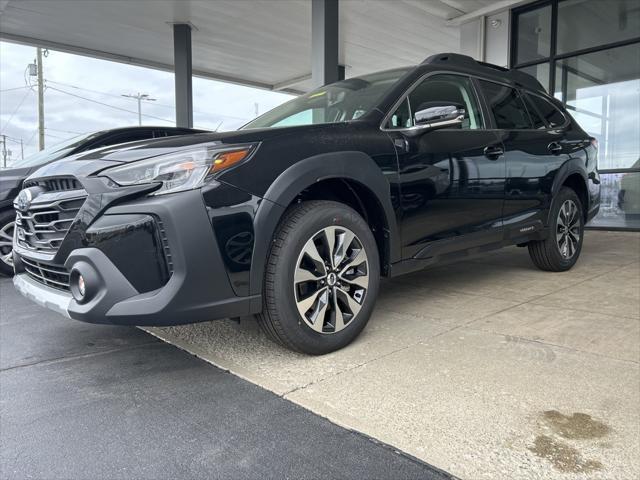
421;53;545;92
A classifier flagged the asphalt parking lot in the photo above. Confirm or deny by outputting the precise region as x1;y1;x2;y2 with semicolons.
148;230;640;480
0;279;451;480
1;230;638;480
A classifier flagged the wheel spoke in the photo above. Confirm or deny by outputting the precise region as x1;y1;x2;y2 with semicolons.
296;286;328;318
307;288;329;332
301;237;327;276
0;241;12;248
1;251;12;266
333;230;355;268
336;287;363;318
294;266;322;284
322;227;337;269
339;248;367;275
333;287;345;332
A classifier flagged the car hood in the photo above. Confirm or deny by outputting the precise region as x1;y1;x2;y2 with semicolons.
26;124;340;180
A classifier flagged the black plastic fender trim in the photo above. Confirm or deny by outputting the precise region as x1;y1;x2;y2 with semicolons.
248;151;400;297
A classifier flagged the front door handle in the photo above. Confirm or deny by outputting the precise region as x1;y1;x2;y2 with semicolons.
548;142;563;155
484;145;504;160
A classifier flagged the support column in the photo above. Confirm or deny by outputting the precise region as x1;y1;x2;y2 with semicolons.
173;23;193;128
311;0;340;88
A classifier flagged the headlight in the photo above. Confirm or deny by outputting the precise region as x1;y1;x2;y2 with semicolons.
102;143;256;195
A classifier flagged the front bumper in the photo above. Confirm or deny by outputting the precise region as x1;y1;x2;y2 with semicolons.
14;188;261;326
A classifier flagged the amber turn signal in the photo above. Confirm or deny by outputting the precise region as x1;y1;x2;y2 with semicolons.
211;148;252;173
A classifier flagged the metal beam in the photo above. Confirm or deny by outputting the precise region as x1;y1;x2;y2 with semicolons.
173;24;193;128
311;0;340;88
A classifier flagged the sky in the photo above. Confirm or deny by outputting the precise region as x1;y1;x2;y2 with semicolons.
0;40;294;164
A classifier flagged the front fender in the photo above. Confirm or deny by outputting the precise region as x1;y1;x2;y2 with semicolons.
248;151;400;297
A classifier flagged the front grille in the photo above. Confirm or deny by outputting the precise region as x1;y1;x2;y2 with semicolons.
23;176;83;192
21;256;70;291
16;177;87;254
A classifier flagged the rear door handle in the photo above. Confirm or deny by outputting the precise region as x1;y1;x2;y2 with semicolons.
484;145;504;160
548;142;563;155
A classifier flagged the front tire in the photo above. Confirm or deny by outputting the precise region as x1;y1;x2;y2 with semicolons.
528;187;584;272
258;200;380;355
0;210;15;277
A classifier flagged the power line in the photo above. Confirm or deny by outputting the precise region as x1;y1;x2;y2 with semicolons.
0;86;29;93
1;88;32;131
46;85;174;124
46;126;85;135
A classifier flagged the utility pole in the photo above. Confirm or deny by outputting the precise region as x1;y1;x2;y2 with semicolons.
36;47;45;151
20;138;24;161
1;135;7;168
121;93;156;125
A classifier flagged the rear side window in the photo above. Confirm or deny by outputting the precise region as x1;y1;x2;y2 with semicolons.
478;80;531;129
521;95;547;129
523;93;567;128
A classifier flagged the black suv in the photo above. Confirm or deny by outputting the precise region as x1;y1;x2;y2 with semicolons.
12;54;600;354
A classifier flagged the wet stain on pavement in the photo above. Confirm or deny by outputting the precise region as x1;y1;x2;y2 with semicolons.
529;435;603;473
542;410;611;439
529;410;611;473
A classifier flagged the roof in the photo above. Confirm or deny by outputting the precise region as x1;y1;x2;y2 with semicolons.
0;0;502;93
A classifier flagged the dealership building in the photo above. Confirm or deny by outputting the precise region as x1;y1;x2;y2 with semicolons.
1;0;638;229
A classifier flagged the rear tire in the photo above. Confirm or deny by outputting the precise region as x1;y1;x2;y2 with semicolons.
528;187;584;272
258;200;380;355
0;210;15;277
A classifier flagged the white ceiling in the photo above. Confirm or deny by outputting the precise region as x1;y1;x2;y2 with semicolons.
0;0;500;92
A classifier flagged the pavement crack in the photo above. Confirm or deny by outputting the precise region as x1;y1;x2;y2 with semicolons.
0;341;159;372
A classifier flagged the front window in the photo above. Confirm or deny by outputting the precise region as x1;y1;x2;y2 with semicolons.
243;68;410;129
387;74;484;130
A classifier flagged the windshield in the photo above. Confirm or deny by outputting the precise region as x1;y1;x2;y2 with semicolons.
8;132;99;169
243;68;411;129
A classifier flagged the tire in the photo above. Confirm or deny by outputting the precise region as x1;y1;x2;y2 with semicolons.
258;200;380;355
0;209;16;277
528;186;584;272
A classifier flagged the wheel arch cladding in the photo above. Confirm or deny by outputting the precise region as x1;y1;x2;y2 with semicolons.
249;151;400;297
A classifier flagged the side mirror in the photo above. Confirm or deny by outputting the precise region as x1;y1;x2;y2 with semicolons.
415;105;465;126
399;103;465;137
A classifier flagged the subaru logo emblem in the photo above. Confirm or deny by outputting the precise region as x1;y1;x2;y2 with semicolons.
15;188;33;212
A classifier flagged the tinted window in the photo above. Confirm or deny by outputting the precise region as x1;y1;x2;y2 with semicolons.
521;94;546;129
479;81;531;129
387;74;483;130
523;93;566;128
244;68;410;129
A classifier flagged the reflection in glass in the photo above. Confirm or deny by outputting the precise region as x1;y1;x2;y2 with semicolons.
515;5;552;64
557;0;640;55
554;44;640;170
518;63;550;92
590;172;640;229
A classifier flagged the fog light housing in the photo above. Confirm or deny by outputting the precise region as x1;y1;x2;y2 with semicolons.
77;274;86;298
69;267;94;304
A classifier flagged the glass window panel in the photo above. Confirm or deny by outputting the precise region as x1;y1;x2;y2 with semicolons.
589;172;640;229
557;0;640;55
524;93;567;128
522;94;547;129
518;63;550;92
554;44;640;169
515;5;552;64
478;80;532;129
